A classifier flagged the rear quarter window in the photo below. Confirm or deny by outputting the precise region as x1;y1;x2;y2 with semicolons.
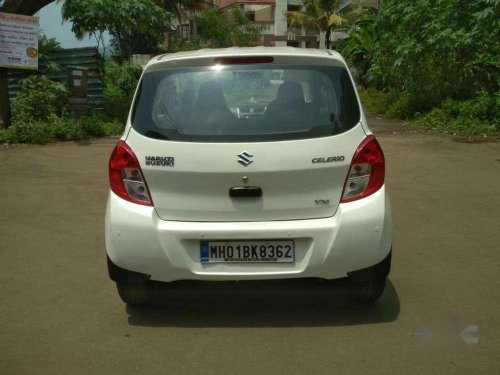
132;64;360;142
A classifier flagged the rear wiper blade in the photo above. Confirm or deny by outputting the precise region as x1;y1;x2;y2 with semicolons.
145;130;170;140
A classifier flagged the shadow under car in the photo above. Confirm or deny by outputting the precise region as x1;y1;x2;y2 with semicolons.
125;278;400;328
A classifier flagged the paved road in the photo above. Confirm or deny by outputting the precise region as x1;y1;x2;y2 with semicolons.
1;118;499;374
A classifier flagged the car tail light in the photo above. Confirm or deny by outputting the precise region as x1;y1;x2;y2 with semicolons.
109;141;153;206
341;135;385;203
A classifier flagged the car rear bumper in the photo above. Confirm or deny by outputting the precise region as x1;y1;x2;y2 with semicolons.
105;187;393;282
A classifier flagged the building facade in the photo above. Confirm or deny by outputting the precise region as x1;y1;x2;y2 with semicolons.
218;0;320;48
169;0;379;49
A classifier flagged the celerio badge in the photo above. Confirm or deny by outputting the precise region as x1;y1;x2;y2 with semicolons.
312;156;345;163
145;156;174;167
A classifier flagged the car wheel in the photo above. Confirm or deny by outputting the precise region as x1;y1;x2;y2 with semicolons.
350;278;386;304
116;283;152;306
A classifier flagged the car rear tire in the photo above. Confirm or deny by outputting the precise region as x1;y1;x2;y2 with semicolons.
350;278;386;304
116;283;152;306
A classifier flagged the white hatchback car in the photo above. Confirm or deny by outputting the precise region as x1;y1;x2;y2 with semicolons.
106;47;392;306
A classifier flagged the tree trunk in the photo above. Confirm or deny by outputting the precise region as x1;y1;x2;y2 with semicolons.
0;0;55;128
0;68;11;128
319;31;326;49
325;28;331;49
113;30;126;63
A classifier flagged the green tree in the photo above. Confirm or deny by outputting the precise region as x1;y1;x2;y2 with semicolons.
286;0;369;49
38;34;61;56
154;0;213;24
196;9;261;48
38;33;62;74
61;0;172;60
102;60;143;122
0;0;56;128
368;0;500;110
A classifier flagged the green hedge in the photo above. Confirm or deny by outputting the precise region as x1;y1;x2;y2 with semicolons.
0;115;124;145
1;73;125;145
12;75;69;124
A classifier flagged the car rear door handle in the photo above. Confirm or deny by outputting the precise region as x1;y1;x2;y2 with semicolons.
229;186;262;198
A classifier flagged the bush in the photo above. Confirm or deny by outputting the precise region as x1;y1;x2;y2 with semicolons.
101;120;124;135
359;89;398;114
385;92;415;120
103;61;142;122
441;92;499;125
11;75;68;124
360;90;418;119
102;85;128;122
416;108;451;129
49;115;87;141
79;115;108;137
416;114;497;137
0;128;14;144
415;92;499;136
168;39;202;53
360;88;499;137
1;115;124;145
79;115;125;137
9;120;55;145
1;65;127;146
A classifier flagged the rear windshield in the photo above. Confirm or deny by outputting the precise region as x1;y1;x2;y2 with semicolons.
132;64;360;142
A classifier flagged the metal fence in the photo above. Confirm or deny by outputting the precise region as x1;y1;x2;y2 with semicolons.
7;47;104;110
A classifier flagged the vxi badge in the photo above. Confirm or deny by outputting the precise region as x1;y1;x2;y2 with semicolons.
312;155;345;163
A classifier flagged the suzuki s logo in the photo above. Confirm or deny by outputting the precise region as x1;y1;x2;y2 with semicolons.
237;151;254;167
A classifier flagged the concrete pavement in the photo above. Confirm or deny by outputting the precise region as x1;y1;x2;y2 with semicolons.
1;118;499;374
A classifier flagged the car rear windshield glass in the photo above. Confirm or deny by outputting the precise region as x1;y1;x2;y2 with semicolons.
132;64;360;142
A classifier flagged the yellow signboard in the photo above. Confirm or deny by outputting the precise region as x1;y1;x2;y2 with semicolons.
0;12;39;70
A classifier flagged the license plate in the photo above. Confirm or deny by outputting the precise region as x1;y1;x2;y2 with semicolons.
200;240;295;264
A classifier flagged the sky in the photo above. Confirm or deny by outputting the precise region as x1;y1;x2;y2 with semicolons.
36;2;111;50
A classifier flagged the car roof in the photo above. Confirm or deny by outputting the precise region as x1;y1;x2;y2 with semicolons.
147;47;345;69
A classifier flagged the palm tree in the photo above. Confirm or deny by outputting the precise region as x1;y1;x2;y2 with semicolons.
286;0;369;49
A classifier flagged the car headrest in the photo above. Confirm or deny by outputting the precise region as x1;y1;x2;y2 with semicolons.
275;81;305;106
197;80;227;110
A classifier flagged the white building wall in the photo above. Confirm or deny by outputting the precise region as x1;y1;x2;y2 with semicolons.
273;0;288;46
